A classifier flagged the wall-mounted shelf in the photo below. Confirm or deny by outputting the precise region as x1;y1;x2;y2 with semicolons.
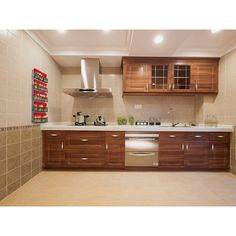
32;68;48;123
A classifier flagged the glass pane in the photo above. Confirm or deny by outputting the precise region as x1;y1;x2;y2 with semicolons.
151;65;168;89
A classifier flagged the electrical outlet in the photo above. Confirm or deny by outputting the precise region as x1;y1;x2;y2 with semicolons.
134;104;142;109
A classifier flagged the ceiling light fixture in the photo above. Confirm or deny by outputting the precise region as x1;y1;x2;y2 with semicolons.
103;29;111;32
154;35;164;44
57;30;66;33
211;29;221;34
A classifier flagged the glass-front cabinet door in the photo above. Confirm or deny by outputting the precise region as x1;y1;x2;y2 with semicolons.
172;64;194;92
150;64;171;92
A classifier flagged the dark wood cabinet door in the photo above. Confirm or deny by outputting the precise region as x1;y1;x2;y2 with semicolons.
123;62;151;92
192;62;218;93
209;132;230;169
105;132;125;168
159;132;185;168
43;131;65;167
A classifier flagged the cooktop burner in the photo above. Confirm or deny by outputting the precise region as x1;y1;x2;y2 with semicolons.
74;122;106;126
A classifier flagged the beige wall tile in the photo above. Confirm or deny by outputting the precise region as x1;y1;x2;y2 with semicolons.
32;167;40;177
7;143;20;159
0;160;6;175
20;127;32;141
32;138;40;149
0;130;6;147
21;162;31;177
7;129;20;144
0;146;6;161
7;155;20;171
21;150;32;164
21;140;32;154
7;167;20;185
21;173;31;186
32;148;40;160
7;180;20;195
0;187;7;201
32;127;41;138
0;174;6;189
32;158;40;170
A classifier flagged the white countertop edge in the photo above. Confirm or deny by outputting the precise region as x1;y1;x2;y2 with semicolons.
40;123;234;132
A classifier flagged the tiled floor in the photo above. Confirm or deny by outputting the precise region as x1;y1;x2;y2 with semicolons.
0;171;236;206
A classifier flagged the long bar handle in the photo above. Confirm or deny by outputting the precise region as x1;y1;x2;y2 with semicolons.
169;135;176;138
61;142;64;150
194;135;202;138
111;134;119;137
130;152;156;157
80;158;88;160
217;135;224;138
50;134;59;137
185;144;189;150
181;144;185;150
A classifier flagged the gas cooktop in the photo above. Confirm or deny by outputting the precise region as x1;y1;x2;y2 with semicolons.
74;122;107;126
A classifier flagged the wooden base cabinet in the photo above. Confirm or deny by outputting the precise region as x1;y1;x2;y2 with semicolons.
43;131;125;169
159;132;230;170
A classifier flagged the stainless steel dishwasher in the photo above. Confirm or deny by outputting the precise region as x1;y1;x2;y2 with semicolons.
125;132;159;167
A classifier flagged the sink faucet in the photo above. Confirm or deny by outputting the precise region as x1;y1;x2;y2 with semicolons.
167;107;179;127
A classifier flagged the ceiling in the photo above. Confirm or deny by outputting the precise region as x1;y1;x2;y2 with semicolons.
27;30;236;67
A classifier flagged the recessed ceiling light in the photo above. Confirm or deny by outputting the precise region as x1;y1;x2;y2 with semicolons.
57;30;66;33
103;30;111;32
154;35;164;44
211;30;221;34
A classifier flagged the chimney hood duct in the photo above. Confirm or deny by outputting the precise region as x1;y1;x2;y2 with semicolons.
63;58;112;98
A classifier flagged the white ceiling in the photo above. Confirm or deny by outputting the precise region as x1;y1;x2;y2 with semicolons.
27;30;236;67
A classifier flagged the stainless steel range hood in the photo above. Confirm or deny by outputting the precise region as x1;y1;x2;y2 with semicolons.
63;58;112;98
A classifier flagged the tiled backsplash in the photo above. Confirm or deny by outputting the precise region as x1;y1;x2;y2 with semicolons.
0;125;42;200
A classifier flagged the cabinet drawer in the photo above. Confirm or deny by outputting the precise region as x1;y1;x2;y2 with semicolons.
209;133;230;142
44;131;64;140
65;152;105;167
106;132;125;144
159;155;184;168
65;131;105;150
159;132;185;141
185;133;208;141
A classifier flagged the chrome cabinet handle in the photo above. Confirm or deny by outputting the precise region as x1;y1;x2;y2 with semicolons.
181;144;185;150
168;84;172;90
61;142;64;150
196;84;198;89
211;144;214;150
217;135;224;138
172;84;175;89
50;134;59;137
130;152;155;157
105;144;108;150
81;139;88;142
185;144;189;150
111;134;119;137
194;135;202;138
169;135;176;138
80;158;88;160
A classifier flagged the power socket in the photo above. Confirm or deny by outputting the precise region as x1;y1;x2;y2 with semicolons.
134;104;142;109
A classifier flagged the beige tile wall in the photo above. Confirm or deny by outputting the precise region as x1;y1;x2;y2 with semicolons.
61;73;196;124
0;126;42;200
0;30;62;127
0;30;62;199
195;48;236;173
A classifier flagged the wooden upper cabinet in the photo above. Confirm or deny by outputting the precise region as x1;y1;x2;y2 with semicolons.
192;62;218;93
122;57;219;95
123;62;151;92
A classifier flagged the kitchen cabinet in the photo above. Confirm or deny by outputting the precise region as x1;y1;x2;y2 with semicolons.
105;132;125;168
184;133;209;169
123;62;151;92
159;132;185;168
64;131;106;168
43;131;65;168
159;132;230;170
209;133;230;169
122;57;219;95
192;62;218;93
43;131;125;169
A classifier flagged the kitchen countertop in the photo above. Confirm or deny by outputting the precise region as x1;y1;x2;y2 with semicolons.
41;122;234;132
